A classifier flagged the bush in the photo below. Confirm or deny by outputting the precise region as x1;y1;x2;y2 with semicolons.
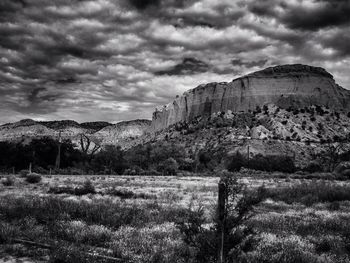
49;180;96;196
53;220;113;246
111;223;188;263
263;181;350;205
19;169;29;177
341;169;350;179
50;244;90;263
107;188;134;199
227;152;246;172
303;161;323;173
2;176;15;186
32;166;48;174
176;176;264;263
254;155;295;173
228;154;296;173
48;186;76;195
158;158;179;175
106;188;156;199
0;221;17;243
244;233;318;263
25;173;42;184
77;180;95;195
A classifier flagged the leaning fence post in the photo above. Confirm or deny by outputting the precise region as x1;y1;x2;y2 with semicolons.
218;180;226;263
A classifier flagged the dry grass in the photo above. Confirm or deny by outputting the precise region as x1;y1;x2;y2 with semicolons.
0;174;349;262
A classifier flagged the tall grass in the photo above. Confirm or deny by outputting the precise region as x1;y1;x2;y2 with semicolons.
263;181;350;205
0;194;187;229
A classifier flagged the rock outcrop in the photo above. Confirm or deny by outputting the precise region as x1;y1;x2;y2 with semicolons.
93;119;151;145
151;64;350;131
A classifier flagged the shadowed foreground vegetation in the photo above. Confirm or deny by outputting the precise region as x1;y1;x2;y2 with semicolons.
0;174;350;262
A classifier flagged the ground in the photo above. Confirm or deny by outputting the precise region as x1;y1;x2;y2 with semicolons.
0;173;350;262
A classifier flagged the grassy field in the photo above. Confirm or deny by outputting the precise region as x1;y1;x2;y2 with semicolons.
0;174;350;263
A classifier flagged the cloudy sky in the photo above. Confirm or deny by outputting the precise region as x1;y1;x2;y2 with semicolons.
1;0;350;124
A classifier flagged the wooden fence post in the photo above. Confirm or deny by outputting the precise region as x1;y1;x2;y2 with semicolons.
247;145;250;166
218;181;226;263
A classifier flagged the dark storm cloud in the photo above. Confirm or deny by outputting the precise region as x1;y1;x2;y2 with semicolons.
155;57;209;75
281;0;350;31
248;0;350;31
26;87;61;114
320;29;350;57
128;0;160;10
0;0;349;124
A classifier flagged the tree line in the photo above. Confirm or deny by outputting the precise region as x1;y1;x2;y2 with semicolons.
1;136;348;175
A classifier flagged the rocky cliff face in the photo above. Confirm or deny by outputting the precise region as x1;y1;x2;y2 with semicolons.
0;119;151;147
152;64;350;131
93;119;152;145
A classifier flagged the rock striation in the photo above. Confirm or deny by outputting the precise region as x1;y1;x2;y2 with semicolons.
0;119;151;147
93;119;151;145
151;64;350;131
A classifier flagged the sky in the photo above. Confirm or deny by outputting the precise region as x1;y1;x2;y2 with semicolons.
0;0;350;124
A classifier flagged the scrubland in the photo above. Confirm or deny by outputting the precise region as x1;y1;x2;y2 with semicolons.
0;173;350;263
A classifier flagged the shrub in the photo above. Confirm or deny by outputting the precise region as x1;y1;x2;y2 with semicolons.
53;220;113;246
228;154;296;173
263;105;269;114
106;188;156;199
158;158;179;175
49;181;96;196
227;152;246;172
75;180;95;195
176;176;264;263
48;186;76;195
243;233;318;263
25;173;42;184
50;244;90;263
263;181;350;205
19;169;29;177
341;169;350;179
255;106;262;114
107;188;134;199
111;223;188;263
32;166;48;174
303;161;323;173
0;221;17;243
2;176;15;186
248;154;296;173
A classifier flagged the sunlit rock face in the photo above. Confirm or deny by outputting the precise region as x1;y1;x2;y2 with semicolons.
151;64;350;131
94;119;151;145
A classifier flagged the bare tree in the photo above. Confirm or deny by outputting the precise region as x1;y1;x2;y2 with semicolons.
55;132;62;169
318;140;350;172
79;134;101;158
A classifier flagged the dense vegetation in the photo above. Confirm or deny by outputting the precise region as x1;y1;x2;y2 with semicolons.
0;134;349;176
0;137;218;175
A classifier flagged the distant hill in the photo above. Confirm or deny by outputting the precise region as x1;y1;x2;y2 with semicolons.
0;119;151;148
